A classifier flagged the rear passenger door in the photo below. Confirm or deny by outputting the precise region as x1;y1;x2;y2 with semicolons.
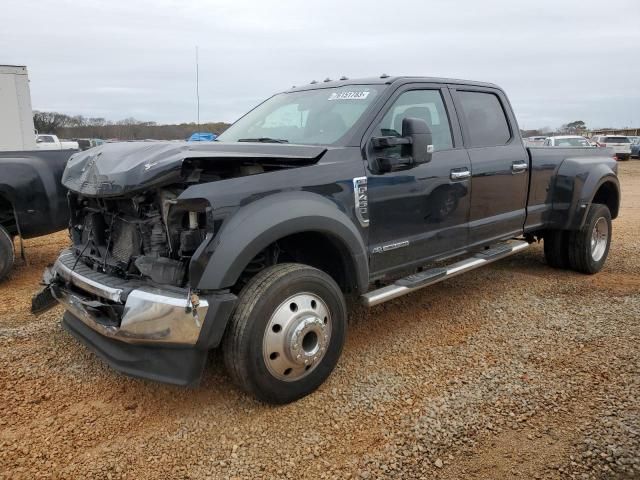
450;87;529;246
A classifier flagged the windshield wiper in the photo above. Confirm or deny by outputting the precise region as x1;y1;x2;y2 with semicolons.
237;137;289;143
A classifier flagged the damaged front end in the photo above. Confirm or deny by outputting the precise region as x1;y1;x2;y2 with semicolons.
31;141;325;385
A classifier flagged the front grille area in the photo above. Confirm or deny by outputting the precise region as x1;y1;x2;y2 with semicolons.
68;189;208;287
111;219;140;264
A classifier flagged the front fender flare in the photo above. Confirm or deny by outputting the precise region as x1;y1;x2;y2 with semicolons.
191;191;369;293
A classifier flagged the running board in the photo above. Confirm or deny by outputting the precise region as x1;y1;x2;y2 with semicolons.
361;239;530;307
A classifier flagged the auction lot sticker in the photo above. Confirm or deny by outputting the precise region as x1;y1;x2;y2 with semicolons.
328;91;370;100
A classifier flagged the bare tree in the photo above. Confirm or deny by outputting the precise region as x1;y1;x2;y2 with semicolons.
33;111;74;134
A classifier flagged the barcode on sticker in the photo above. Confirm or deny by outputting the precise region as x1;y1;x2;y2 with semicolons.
328;91;370;100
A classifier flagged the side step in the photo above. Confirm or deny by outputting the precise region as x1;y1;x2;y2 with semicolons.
361;239;530;307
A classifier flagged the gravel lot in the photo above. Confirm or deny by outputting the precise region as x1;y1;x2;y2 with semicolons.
1;162;638;480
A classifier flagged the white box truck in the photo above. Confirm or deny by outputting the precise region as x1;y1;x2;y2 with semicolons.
0;65;37;151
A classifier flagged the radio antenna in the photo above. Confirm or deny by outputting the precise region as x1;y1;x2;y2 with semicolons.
195;45;200;132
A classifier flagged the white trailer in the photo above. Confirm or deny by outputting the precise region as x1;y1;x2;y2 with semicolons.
0;65;36;151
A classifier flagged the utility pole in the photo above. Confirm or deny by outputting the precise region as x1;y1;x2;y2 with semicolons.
196;46;200;132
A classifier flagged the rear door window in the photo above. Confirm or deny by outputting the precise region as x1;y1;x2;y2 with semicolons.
457;91;511;147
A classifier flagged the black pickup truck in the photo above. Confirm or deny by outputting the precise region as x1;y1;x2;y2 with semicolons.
34;76;620;403
0;150;72;280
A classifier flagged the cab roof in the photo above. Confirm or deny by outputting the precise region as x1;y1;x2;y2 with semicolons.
286;75;501;92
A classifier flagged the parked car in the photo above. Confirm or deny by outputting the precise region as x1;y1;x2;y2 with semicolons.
543;135;592;147
35;134;79;151
188;132;217;142
0;150;73;280
592;135;632;160
33;76;620;404
628;136;640;158
524;135;547;147
73;138;104;151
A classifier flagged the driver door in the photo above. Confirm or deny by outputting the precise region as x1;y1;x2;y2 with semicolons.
364;85;471;276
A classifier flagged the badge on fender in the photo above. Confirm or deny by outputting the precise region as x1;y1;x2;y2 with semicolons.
353;177;369;228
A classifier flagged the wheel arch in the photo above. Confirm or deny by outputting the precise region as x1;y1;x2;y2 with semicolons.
0;191;18;235
555;158;620;230
591;179;620;219
191;191;369;294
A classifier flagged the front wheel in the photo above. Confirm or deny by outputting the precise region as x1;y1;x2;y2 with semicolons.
567;203;612;274
223;263;347;404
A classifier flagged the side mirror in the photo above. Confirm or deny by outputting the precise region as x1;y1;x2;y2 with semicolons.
402;117;433;164
370;118;434;173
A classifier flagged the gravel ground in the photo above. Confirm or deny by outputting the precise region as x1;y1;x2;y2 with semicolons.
0;162;638;480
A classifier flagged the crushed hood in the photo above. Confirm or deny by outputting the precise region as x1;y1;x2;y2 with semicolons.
62;141;327;197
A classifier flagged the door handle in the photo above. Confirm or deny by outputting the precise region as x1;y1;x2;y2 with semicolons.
450;168;471;180
512;161;528;174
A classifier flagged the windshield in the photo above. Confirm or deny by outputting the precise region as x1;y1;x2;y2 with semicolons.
554;137;590;146
217;85;383;145
603;137;630;143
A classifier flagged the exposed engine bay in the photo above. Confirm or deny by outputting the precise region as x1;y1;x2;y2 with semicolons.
61;142;327;288
68;187;211;287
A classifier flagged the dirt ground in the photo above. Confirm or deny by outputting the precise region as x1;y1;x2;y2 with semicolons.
1;162;638;480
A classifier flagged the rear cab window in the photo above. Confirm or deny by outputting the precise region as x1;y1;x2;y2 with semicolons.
457;91;511;147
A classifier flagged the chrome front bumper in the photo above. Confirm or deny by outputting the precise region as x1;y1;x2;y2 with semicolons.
46;250;209;345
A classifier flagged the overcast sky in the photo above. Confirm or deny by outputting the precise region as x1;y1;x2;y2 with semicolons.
2;0;639;130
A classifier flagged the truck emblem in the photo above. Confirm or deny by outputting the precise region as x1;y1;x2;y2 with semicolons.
353;177;369;227
372;240;410;254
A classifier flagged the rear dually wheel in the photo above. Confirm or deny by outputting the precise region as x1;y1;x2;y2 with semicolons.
567;203;612;274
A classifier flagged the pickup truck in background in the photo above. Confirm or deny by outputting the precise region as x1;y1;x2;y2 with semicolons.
34;76;620;404
36;134;79;151
0;150;73;280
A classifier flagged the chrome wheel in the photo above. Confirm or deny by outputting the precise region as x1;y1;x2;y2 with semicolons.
590;217;609;262
263;292;332;382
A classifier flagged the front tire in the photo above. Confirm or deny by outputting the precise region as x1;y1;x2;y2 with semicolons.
223;263;347;404
567;203;612;274
0;225;15;281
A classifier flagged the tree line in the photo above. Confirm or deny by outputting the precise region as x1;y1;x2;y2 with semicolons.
521;120;589;138
33;111;231;141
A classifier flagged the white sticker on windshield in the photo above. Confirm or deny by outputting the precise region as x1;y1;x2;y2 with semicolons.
328;91;370;101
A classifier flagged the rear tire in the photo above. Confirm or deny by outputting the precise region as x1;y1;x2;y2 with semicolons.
0;225;15;281
543;230;570;269
567;203;612;274
223;263;347;404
